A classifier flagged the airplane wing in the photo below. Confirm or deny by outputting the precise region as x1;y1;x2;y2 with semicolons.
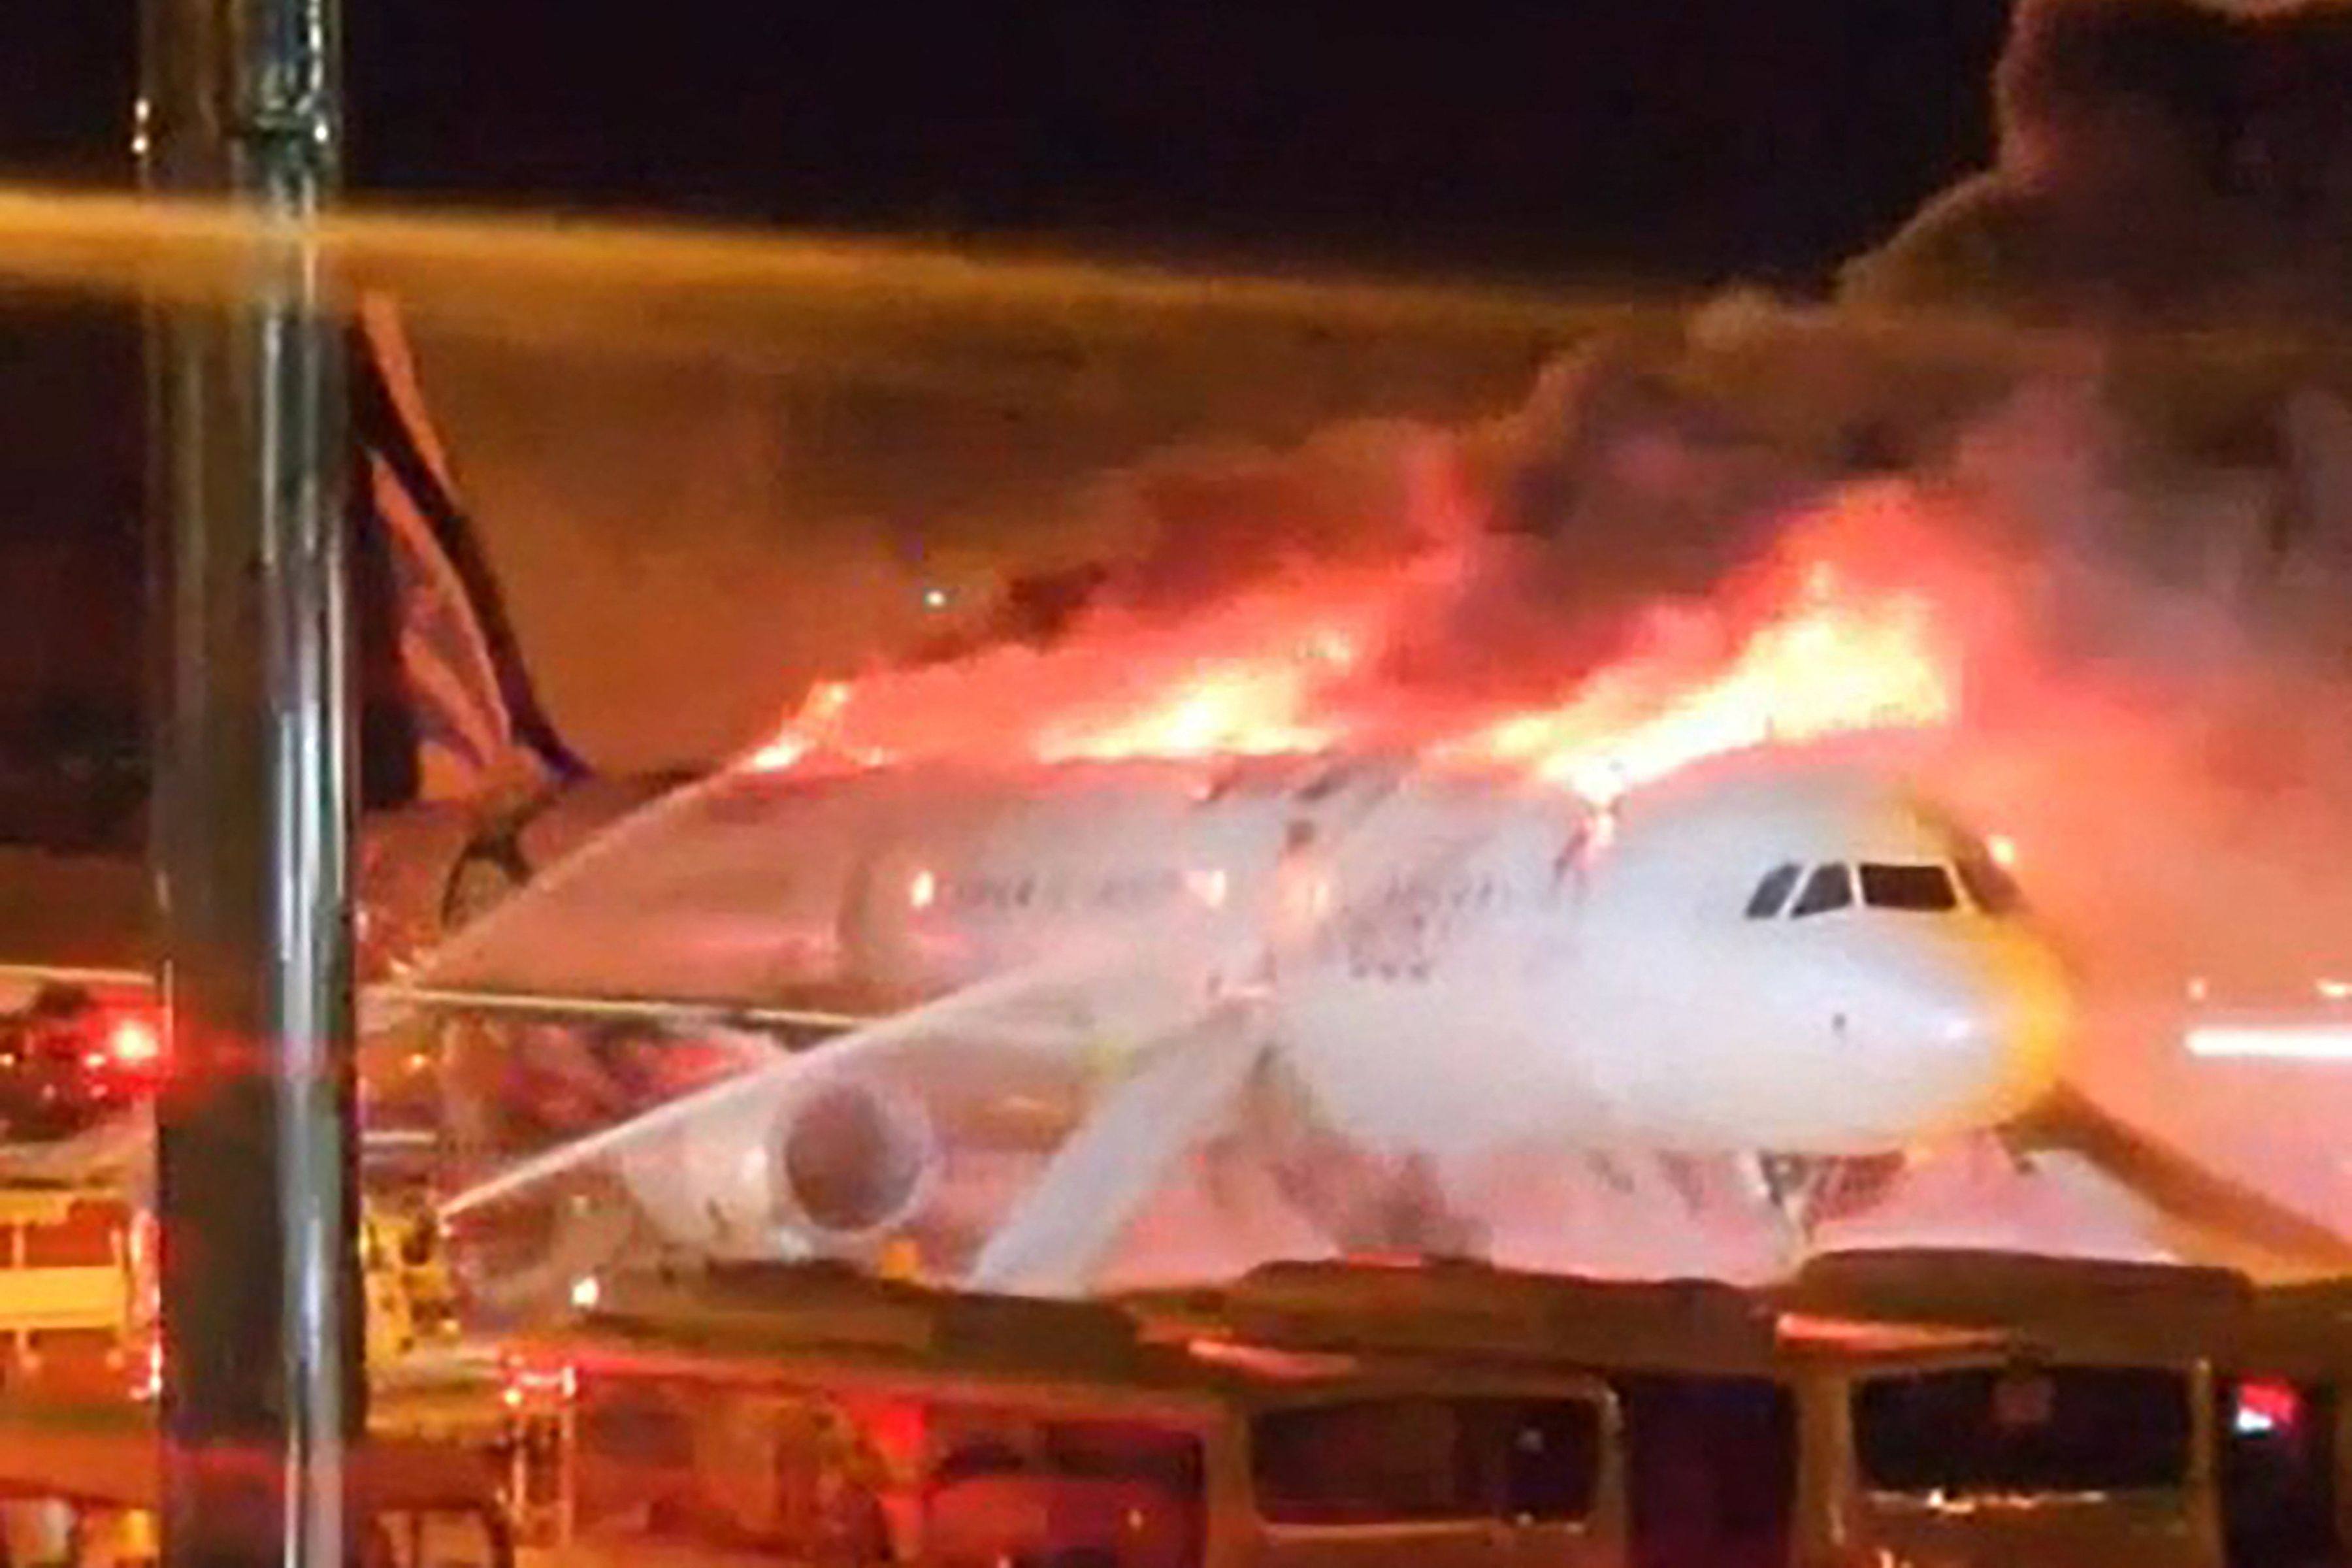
1811;1085;2352;1282
2009;1086;2352;1277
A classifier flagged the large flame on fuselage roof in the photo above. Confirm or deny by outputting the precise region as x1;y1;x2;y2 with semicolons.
1445;574;1955;804
745;483;1973;804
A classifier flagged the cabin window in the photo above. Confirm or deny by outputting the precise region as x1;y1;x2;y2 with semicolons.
1788;864;1854;918
1853;1365;2191;1496
1744;864;1802;919
1857;864;1959;912
1252;1395;1601;1525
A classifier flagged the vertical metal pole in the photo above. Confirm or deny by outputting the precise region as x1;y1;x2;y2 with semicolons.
140;1;359;1568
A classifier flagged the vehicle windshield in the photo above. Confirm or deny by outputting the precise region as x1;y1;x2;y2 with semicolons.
1852;1365;2193;1497
1251;1396;1602;1525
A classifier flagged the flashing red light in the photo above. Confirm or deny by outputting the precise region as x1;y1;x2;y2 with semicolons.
2235;1379;2302;1436
106;1016;162;1070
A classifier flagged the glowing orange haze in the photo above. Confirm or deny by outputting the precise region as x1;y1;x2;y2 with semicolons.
745;483;1974;804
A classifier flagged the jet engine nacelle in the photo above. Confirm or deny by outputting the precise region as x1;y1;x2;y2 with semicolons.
612;1074;941;1258
769;1077;939;1241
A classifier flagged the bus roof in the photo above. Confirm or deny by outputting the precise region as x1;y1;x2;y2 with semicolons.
538;1264;1612;1414
2206;1279;2352;1378
1124;1259;1788;1374
563;1255;2245;1402
1775;1250;2251;1364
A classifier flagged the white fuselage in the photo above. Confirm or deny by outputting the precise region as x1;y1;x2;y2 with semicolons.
436;753;2067;1164
828;756;2064;1156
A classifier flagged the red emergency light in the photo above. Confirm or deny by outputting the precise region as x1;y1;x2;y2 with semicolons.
107;1016;161;1069
2234;1379;2302;1437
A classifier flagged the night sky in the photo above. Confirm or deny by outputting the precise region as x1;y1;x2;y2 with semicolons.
0;0;2012;833
2;3;2008;276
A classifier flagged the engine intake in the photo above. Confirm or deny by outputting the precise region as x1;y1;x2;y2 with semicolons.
772;1078;938;1239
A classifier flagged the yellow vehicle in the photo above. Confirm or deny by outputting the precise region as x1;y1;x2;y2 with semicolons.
0;1399;514;1568
504;1262;1631;1568
1136;1255;2236;1568
363;1198;463;1365
0;1173;459;1409
0;1186;140;1401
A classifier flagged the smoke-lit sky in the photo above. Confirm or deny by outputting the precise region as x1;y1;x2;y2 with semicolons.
0;1;2019;779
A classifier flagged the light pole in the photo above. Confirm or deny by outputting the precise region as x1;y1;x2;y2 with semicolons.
139;2;362;1567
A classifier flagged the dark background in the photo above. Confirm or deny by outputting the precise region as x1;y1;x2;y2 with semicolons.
0;0;2011;831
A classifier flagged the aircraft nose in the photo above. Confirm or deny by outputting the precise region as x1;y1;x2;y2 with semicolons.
1974;926;2074;1110
1841;928;2071;1128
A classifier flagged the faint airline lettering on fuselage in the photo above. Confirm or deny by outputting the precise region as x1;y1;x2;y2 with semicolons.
1322;870;1539;983
933;866;1188;916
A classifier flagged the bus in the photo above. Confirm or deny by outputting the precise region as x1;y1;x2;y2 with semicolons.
1131;1254;2235;1568
502;1262;1631;1568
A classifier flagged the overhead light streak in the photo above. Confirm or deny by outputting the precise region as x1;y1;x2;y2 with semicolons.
2185;1024;2352;1061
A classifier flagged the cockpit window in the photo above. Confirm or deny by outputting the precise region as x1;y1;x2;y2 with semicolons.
1953;844;2024;915
1744;864;1803;919
1789;864;1854;918
1857;864;1959;912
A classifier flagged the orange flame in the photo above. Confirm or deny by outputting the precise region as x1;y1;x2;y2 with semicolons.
1450;581;1955;804
1037;630;1359;762
744;482;1970;802
745;580;1390;774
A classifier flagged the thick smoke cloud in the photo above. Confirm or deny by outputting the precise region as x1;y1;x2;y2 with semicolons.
1849;0;2352;319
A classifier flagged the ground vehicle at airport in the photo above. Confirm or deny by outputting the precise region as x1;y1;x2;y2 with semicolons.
504;1263;1629;1568
0;1399;514;1568
0;1177;458;1403
0;1186;142;1400
1130;1256;2236;1568
2203;1279;2352;1568
365;1198;464;1361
